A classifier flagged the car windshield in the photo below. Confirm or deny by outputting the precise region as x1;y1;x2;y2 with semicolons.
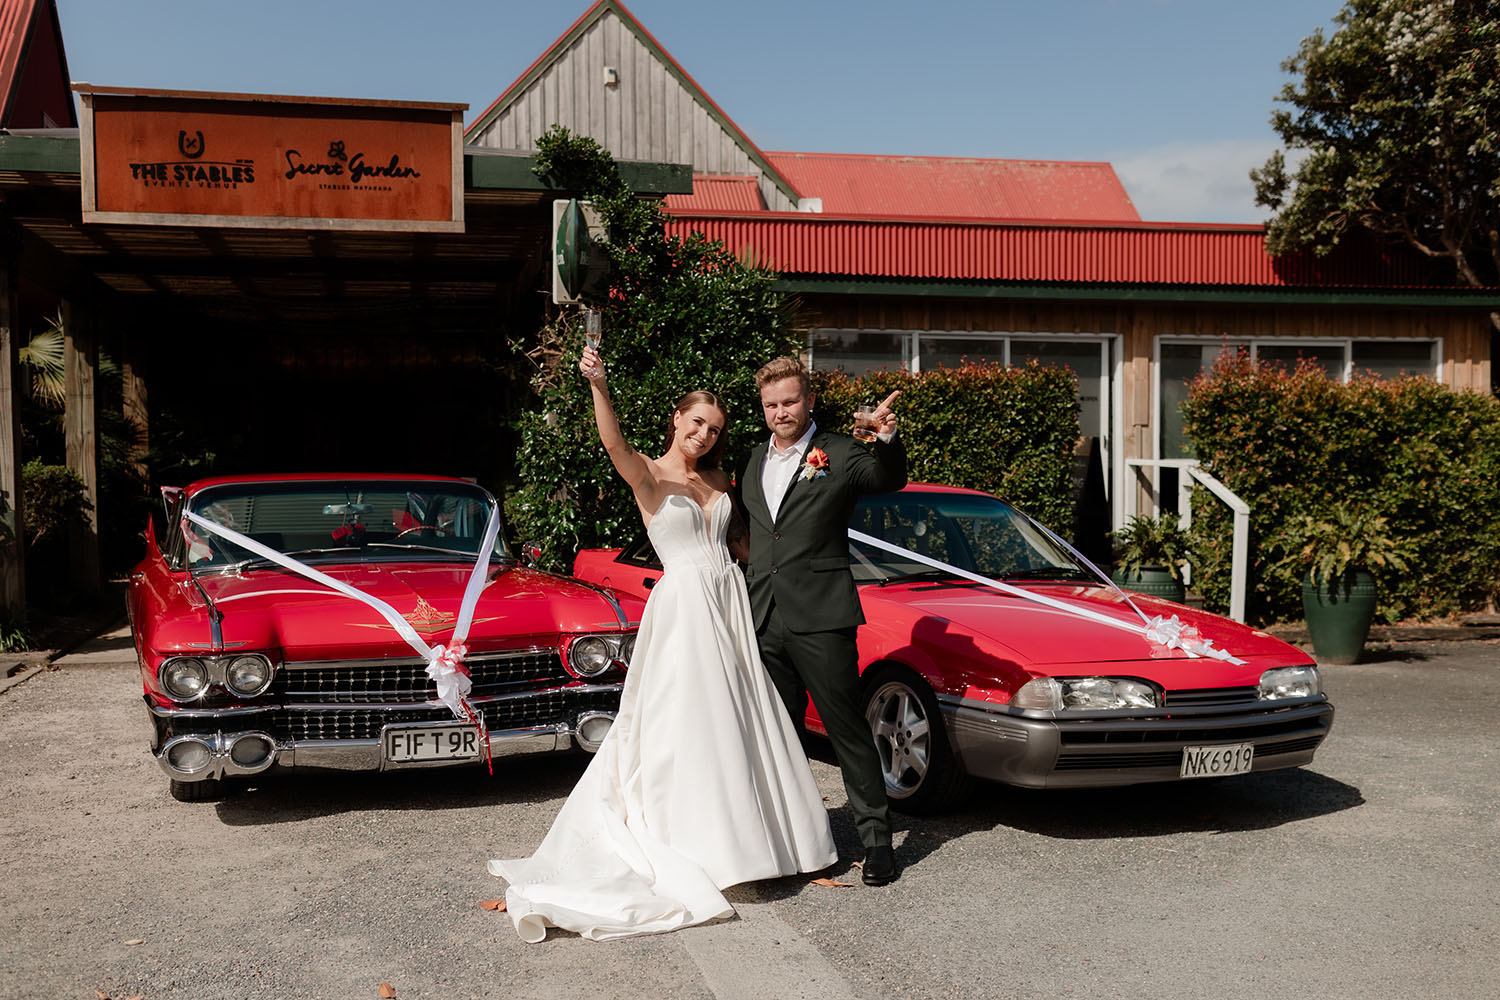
178;480;507;571
849;491;1092;584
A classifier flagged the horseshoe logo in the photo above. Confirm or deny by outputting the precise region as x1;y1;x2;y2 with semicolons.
178;130;205;159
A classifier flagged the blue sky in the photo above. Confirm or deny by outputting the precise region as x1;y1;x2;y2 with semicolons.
54;0;1342;223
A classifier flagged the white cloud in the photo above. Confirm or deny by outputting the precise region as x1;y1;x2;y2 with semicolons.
1111;138;1285;224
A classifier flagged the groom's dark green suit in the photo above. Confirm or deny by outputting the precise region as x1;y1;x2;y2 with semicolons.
738;426;906;849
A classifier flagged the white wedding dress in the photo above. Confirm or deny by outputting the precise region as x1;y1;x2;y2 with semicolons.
488;492;838;942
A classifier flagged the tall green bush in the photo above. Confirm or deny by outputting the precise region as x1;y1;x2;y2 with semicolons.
507;128;800;568
1181;353;1500;623
811;363;1080;532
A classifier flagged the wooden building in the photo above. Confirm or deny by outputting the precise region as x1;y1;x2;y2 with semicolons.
467;0;1499;534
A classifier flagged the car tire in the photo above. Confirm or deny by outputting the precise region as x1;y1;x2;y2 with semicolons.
169;778;227;802
862;665;970;814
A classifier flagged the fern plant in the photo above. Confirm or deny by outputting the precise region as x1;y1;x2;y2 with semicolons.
1276;505;1413;587
1110;515;1194;583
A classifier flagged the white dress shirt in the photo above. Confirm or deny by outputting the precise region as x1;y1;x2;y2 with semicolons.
760;421;817;523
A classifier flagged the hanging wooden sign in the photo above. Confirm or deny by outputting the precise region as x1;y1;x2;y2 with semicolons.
75;86;465;232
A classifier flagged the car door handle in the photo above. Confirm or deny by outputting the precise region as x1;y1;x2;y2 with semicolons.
643;578;655;590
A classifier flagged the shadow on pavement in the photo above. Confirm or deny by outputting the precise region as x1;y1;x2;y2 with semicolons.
212;751;592;826
898;767;1362;856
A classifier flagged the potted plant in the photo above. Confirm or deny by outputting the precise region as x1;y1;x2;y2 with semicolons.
1277;505;1411;664
1109;514;1193;602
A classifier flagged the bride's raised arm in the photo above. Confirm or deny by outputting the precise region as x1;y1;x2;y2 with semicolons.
581;347;663;513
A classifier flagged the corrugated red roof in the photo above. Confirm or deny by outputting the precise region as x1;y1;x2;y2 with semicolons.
0;0;74;128
0;0;37;112
665;212;1437;288
663;175;765;212
766;151;1139;222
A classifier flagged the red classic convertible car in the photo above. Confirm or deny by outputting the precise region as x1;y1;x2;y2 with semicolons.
573;483;1334;812
129;474;641;801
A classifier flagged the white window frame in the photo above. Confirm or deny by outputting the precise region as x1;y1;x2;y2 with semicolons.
1152;333;1442;474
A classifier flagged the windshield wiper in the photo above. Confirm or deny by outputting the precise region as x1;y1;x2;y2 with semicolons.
877;569;959;586
1000;567;1096;582
214;546;363;573
364;542;498;558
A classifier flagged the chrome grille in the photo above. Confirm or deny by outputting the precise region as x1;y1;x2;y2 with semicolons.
281;650;568;704
270;687;621;742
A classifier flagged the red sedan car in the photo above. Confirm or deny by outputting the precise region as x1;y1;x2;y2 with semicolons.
129;474;641;801
573;483;1334;812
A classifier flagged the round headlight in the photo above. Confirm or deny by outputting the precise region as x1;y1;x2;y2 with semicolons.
166;738;212;773
229;733;275;769
617;634;636;666
569;636;613;677
225;655;273;696
160;658;209;701
1258;665;1321;700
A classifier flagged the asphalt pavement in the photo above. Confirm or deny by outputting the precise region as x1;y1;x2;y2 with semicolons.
1;629;1497;1000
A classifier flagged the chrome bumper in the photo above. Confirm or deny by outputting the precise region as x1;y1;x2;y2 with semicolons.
146;695;616;783
938;694;1335;789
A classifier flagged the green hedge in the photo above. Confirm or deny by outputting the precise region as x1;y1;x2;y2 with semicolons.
811;363;1080;533
1181;354;1500;623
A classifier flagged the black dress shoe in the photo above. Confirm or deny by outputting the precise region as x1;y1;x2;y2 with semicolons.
861;845;898;886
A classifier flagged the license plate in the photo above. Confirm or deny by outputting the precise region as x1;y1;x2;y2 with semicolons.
1180;742;1254;779
383;724;480;763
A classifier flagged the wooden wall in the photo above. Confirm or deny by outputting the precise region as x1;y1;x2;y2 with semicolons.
469;9;797;211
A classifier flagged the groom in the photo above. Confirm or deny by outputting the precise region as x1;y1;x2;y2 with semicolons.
736;357;907;886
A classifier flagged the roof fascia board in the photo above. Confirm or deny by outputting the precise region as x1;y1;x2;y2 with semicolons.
0;131;78;171
465;0;802;206
0;135;691;194
466;149;692;193
773;276;1500;308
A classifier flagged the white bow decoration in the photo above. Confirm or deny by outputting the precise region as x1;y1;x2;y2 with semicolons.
184;504;504;765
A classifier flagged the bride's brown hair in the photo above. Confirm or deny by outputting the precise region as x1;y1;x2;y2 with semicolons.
662;390;730;469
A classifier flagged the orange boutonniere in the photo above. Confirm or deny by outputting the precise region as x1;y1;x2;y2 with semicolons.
800;446;830;481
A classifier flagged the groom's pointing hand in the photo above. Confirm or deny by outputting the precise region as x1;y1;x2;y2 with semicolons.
872;390;900;436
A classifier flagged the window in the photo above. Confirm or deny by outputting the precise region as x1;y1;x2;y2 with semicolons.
1352;340;1437;380
808;330;909;375
1156;337;1439;459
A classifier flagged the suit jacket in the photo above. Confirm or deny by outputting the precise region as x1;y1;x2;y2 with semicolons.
737;427;907;633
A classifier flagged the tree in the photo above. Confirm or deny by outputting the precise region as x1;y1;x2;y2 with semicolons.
1251;0;1500;333
506;128;802;568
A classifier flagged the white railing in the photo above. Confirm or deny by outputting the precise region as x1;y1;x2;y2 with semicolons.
1122;458;1250;623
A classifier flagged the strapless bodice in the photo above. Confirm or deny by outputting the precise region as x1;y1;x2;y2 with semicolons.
647;492;731;571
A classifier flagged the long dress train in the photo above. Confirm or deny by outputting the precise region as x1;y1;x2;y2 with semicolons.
487;492;838;942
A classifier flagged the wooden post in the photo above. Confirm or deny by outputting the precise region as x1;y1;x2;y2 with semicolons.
0;265;25;608
62;299;101;596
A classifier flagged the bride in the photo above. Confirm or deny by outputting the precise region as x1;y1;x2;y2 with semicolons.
487;346;838;943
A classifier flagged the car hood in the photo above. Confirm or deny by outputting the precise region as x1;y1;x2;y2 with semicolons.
155;562;638;660
866;581;1301;667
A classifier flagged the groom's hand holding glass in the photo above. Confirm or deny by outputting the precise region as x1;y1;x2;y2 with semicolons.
853;390;901;441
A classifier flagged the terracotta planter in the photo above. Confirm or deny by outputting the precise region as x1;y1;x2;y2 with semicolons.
1302;568;1377;664
1111;565;1185;603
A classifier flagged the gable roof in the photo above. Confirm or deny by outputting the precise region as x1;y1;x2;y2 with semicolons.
0;0;74;129
465;0;801;207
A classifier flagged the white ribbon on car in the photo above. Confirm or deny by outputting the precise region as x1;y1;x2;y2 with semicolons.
184;506;504;765
846;528;1245;664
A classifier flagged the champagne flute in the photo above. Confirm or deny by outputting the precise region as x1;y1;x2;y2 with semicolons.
582;308;603;378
